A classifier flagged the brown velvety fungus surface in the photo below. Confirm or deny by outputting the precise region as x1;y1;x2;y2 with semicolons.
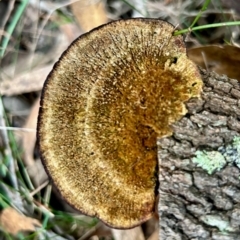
37;18;203;229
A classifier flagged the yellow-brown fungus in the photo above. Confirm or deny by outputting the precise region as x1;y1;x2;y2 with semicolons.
37;18;202;229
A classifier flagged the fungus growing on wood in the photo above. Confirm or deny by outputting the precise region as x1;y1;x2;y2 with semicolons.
37;18;203;229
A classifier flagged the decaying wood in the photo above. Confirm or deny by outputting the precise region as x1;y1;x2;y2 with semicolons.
158;68;240;239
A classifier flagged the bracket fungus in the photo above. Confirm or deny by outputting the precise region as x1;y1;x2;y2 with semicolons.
37;18;203;229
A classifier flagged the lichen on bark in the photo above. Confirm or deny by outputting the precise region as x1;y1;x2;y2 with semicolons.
192;136;240;175
159;69;240;239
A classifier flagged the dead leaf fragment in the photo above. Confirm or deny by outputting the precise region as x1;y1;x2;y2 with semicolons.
71;0;108;32
188;45;240;81
147;229;159;240
0;207;41;235
111;227;145;240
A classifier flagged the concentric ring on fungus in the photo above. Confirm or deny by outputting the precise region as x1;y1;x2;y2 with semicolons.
37;18;203;229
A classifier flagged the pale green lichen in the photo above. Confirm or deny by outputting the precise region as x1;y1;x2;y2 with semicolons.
233;136;240;148
192;136;240;174
200;215;233;232
192;151;226;175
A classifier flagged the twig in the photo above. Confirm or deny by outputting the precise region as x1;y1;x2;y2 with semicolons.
0;97;18;189
0;126;36;132
30;181;49;197
0;0;15;44
78;222;102;240
43;184;52;207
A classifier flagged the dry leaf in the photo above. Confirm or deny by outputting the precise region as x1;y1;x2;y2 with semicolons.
0;207;41;235
71;0;108;32
111;227;145;240
1;30;69;96
187;45;240;81
147;229;159;240
1;65;52;96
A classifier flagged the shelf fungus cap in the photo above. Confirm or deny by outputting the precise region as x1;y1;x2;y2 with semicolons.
37;18;203;229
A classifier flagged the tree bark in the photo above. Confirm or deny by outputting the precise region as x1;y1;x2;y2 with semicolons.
158;68;240;240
